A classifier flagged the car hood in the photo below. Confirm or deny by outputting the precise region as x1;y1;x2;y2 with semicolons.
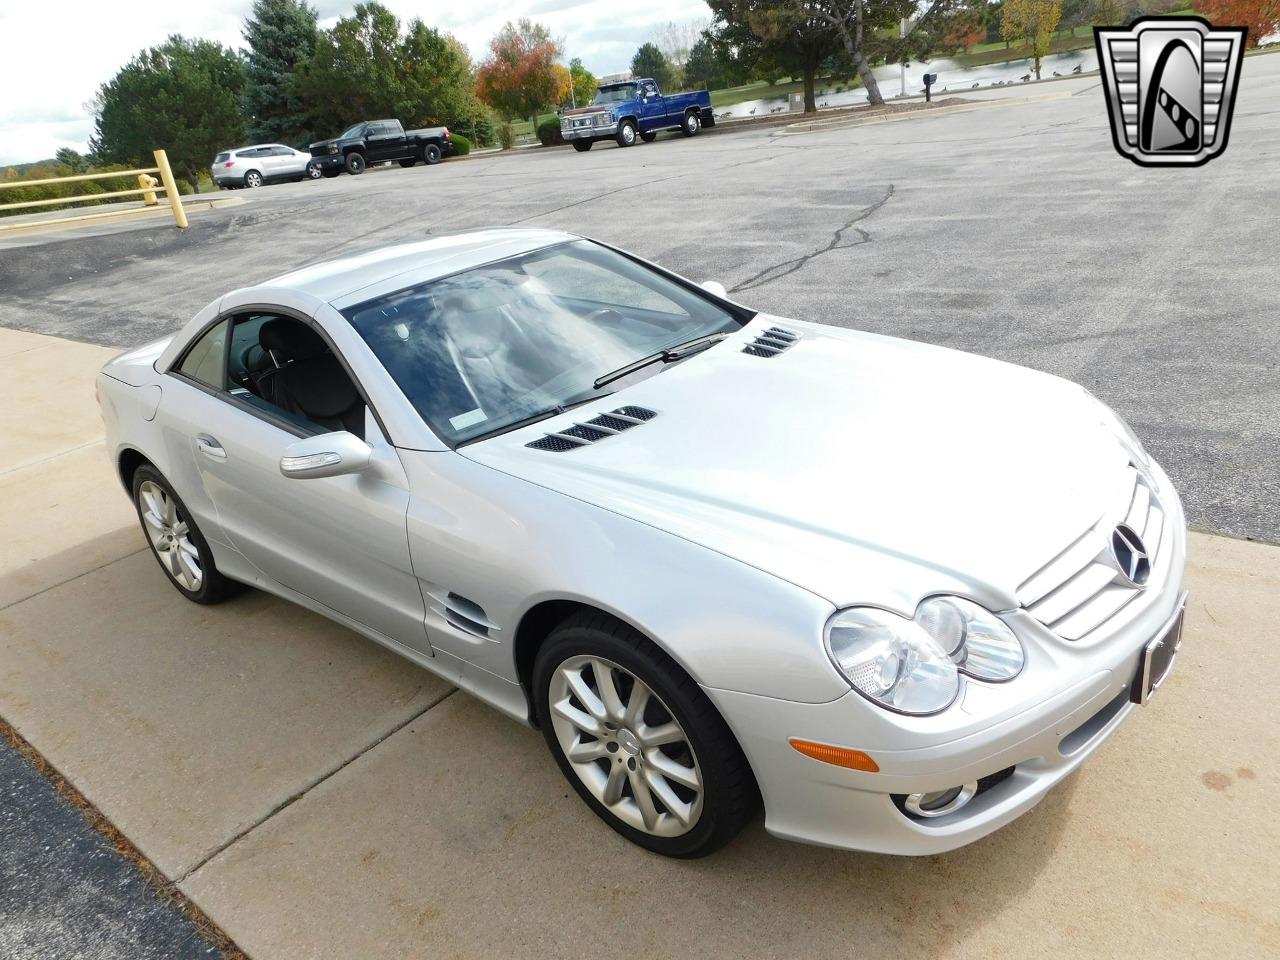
461;317;1132;613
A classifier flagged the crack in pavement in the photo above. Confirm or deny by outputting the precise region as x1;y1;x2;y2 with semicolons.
730;184;896;292
173;686;457;887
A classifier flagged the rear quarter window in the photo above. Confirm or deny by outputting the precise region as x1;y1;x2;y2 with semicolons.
215;153;229;162
175;319;228;389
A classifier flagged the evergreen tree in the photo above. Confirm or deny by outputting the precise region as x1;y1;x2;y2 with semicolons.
242;0;319;146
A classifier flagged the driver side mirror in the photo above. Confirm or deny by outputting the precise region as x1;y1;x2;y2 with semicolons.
699;280;728;299
280;431;372;479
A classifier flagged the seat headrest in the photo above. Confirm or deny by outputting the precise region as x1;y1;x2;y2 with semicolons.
259;318;330;360
283;355;359;419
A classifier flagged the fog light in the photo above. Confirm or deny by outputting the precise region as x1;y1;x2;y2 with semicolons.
902;782;978;819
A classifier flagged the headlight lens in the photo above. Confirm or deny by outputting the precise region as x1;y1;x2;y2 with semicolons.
826;597;1025;714
826;608;959;715
915;596;1024;681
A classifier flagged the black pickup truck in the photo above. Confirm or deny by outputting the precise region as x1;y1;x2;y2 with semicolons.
308;119;454;176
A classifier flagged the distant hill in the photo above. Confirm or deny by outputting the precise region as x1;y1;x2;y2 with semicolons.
3;159;58;176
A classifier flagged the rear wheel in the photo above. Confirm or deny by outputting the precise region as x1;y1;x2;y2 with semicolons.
615;120;638;147
423;143;443;165
132;465;233;605
681;111;701;137
640;131;657;143
345;152;366;175
306;162;322;180
243;170;263;188
572;140;593;152
533;612;758;858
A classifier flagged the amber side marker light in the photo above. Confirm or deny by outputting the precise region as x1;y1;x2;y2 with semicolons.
788;738;880;772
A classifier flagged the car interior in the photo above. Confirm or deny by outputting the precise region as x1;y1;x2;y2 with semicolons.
227;314;366;438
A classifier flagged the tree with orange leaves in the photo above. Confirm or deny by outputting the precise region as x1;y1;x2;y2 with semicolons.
475;19;569;125
1194;0;1280;47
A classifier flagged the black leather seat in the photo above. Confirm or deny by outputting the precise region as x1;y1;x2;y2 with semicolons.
258;318;365;436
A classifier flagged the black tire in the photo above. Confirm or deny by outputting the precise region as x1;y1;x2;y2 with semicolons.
243;169;263;188
131;464;234;605
423;143;443;165
615;120;638;148
640;131;657;143
533;612;758;858
572;140;593;152
398;157;416;168
345;152;366;175
681;110;701;137
321;167;340;179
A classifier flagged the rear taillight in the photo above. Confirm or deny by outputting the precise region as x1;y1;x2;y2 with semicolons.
443;127;451;140
224;161;235;167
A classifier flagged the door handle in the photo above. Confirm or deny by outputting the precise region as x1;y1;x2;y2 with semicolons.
195;434;228;461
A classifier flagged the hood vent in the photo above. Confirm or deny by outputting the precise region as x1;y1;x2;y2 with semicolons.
526;406;657;452
743;326;800;357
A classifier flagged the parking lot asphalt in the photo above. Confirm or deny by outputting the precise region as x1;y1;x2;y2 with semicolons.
1;65;1278;544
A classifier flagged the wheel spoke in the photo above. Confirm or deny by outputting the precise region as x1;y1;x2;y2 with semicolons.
142;510;165;535
176;549;202;588
563;668;607;722
645;750;700;790
162;492;176;524
637;720;682;747
566;739;608;763
602;761;627;805
172;521;189;538
644;768;695;827
591;660;626;721
552;697;603;737
629;767;660;830
623;684;650;727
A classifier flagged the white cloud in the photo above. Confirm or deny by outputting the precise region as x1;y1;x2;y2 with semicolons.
0;0;709;166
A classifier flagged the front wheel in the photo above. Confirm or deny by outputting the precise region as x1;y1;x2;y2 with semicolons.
681;111;701;137
640;131;657;143
572;140;593;152
615;120;638;148
345;152;366;175
132;465;233;605
534;612;758;858
423;143;443;165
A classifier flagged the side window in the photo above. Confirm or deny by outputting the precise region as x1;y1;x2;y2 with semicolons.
271;145;293;156
175;319;228;389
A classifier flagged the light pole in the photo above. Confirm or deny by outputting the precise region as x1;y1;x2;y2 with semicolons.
899;17;907;98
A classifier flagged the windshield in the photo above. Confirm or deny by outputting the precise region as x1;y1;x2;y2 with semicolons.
592;85;637;105
339;123;365;139
343;240;747;444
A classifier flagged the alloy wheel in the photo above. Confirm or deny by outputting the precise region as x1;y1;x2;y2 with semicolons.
548;654;703;837
245;171;262;188
138;480;203;592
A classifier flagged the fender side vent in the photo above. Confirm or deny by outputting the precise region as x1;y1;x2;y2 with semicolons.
428;590;500;640
526;407;657;452
743;326;800;357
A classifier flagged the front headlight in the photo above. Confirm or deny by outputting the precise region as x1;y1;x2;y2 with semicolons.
826;597;1024;715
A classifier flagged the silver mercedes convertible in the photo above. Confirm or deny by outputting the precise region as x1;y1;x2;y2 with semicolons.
98;229;1187;857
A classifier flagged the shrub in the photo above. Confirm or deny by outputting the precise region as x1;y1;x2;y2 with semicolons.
451;133;472;156
536;117;564;147
497;122;515;150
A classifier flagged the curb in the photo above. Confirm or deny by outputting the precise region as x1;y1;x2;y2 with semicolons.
773;90;1076;136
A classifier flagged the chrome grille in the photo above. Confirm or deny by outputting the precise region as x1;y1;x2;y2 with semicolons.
1018;466;1166;640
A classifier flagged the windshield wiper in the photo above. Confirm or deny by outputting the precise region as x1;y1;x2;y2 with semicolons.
592;333;730;390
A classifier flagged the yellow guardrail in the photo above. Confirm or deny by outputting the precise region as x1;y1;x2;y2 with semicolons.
0;149;188;229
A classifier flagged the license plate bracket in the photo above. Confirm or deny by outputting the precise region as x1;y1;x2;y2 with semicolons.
1131;604;1185;705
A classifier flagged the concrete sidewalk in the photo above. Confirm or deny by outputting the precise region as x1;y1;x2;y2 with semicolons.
1;332;1276;959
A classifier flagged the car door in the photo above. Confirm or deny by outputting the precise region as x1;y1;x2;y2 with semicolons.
270;145;302;177
160;310;431;654
639;81;665;127
366;122;401;162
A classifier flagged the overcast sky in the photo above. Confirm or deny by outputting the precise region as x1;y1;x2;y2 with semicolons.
0;0;710;166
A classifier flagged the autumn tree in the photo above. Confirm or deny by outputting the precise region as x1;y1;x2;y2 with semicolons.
90;35;246;187
568;57;598;107
631;42;676;89
475;19;567;125
242;0;319;145
1002;0;1063;78
943;4;989;50
1194;0;1279;47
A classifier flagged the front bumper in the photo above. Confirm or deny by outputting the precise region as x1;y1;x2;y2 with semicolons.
705;479;1188;856
562;122;617;140
311;154;345;172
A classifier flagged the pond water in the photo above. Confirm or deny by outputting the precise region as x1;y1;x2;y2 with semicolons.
714;47;1101;120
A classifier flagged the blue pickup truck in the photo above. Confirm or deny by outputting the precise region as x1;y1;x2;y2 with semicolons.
559;78;714;151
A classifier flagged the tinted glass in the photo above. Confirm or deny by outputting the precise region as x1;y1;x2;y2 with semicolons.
344;240;744;444
339;124;364;139
176;319;228;388
215;152;229;162
593;85;637;104
271;146;293;156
